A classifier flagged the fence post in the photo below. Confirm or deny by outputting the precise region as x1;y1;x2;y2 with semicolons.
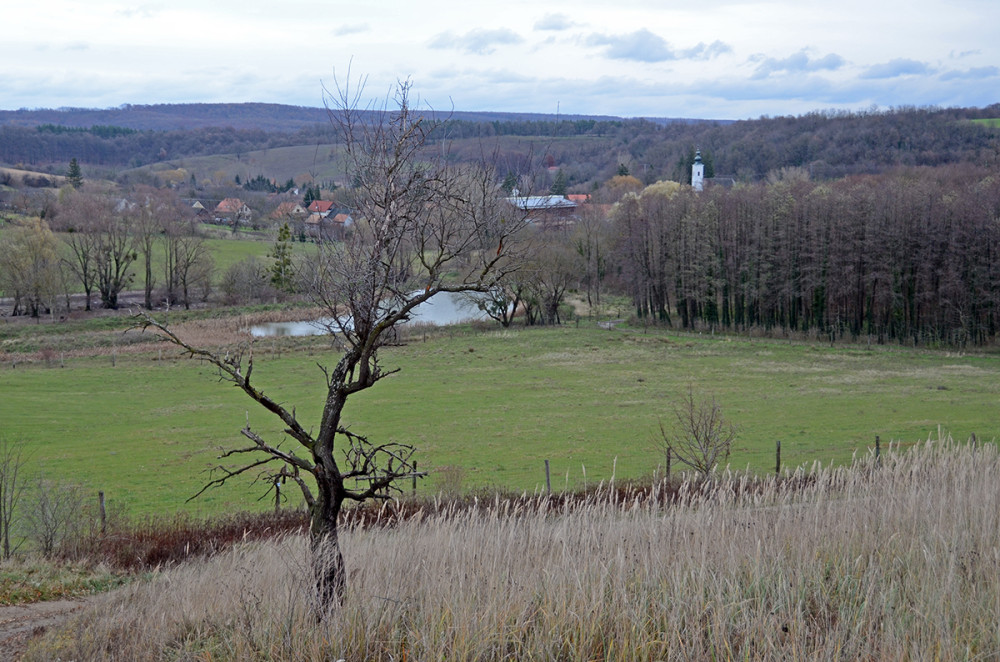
775;440;781;476
665;448;671;479
545;459;551;494
971;433;977;451
412;461;418;494
99;491;106;534
875;436;881;466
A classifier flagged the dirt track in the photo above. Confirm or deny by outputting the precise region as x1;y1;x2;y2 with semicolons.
0;598;95;660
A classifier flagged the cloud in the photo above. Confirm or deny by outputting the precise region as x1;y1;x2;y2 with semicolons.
860;58;931;79
752;50;845;78
586;30;730;63
678;41;732;60
430;29;524;55
116;4;162;19
336;23;370;36
534;13;574;31
939;66;1000;81
586;29;675;62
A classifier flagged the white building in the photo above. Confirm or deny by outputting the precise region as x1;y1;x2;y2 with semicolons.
692;149;705;192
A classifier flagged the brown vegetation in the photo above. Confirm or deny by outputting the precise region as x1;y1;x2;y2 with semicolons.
24;436;1000;660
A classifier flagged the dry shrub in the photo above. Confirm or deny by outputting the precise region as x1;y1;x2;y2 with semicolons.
26;435;1000;661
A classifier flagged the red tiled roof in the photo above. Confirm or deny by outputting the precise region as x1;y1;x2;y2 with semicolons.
215;197;245;213
308;200;335;213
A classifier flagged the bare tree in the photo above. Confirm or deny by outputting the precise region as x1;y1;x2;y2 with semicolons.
135;77;528;613
93;204;138;309
657;388;738;479
58;192;109;311
0;438;28;559
23;476;85;558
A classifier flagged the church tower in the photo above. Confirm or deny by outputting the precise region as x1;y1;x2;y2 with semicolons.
692;149;705;191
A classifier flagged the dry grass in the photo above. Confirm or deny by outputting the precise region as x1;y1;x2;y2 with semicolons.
26;436;1000;660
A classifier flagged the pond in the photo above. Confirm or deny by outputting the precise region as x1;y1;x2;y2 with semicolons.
249;291;493;337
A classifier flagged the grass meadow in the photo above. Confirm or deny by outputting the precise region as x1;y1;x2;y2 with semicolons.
1;319;998;517
24;438;1000;660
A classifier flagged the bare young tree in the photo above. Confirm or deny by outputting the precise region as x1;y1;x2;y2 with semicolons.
657;388;739;479
135;77;527;613
23;476;85;558
0;438;28;559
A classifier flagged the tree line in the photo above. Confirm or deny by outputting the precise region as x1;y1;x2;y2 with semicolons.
0;187;214;315
4;105;999;196
607;163;1000;345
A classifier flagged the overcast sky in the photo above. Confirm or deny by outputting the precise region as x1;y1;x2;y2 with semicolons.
3;0;998;120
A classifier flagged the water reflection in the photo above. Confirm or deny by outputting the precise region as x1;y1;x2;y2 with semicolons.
249;291;492;337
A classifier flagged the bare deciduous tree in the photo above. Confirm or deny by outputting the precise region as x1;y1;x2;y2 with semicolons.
657;388;738;479
24;476;85;558
135;76;528;613
0;438;28;559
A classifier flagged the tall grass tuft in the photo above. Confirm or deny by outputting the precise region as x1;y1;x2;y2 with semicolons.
27;435;1000;660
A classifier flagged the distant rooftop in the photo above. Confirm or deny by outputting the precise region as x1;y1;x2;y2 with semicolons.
506;192;577;211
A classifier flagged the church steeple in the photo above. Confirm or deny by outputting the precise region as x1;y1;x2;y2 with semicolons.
692;149;705;191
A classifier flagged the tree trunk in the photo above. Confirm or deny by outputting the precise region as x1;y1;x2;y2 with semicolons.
310;474;345;613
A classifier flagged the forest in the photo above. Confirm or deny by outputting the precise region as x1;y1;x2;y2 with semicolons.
2;102;999;187
608;164;1000;346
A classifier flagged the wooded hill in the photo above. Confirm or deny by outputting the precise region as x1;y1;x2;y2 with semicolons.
1;102;998;190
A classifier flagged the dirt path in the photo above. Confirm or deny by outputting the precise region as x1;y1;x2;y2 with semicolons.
0;597;96;660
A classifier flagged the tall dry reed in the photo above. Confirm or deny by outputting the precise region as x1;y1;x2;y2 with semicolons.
27;435;1000;660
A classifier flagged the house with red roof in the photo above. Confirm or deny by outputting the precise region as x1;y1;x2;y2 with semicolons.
307;200;335;216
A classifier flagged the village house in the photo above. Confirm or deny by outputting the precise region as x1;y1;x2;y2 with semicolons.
214;197;252;225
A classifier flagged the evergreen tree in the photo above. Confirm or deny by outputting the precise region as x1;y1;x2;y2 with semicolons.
501;171;518;195
617;163;630;177
550;169;568;197
66;158;83;189
269;223;295;292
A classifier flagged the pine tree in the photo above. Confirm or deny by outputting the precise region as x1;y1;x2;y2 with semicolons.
66;158;83;189
269;223;295;292
501;171;518;195
550;169;568;197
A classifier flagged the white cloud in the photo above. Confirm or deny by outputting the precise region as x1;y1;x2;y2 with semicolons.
752;50;846;78
430;29;525;55
861;59;933;80
534;13;575;31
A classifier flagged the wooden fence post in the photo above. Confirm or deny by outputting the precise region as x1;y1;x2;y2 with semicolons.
875;436;881;465
775;440;781;476
665;448;671;479
99;491;106;534
545;459;551;494
412;461;418;494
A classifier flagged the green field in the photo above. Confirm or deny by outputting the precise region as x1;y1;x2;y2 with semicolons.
2;323;998;517
129;143;346;187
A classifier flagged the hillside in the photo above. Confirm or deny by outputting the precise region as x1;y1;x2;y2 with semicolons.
1;102;998;192
0;103;642;132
